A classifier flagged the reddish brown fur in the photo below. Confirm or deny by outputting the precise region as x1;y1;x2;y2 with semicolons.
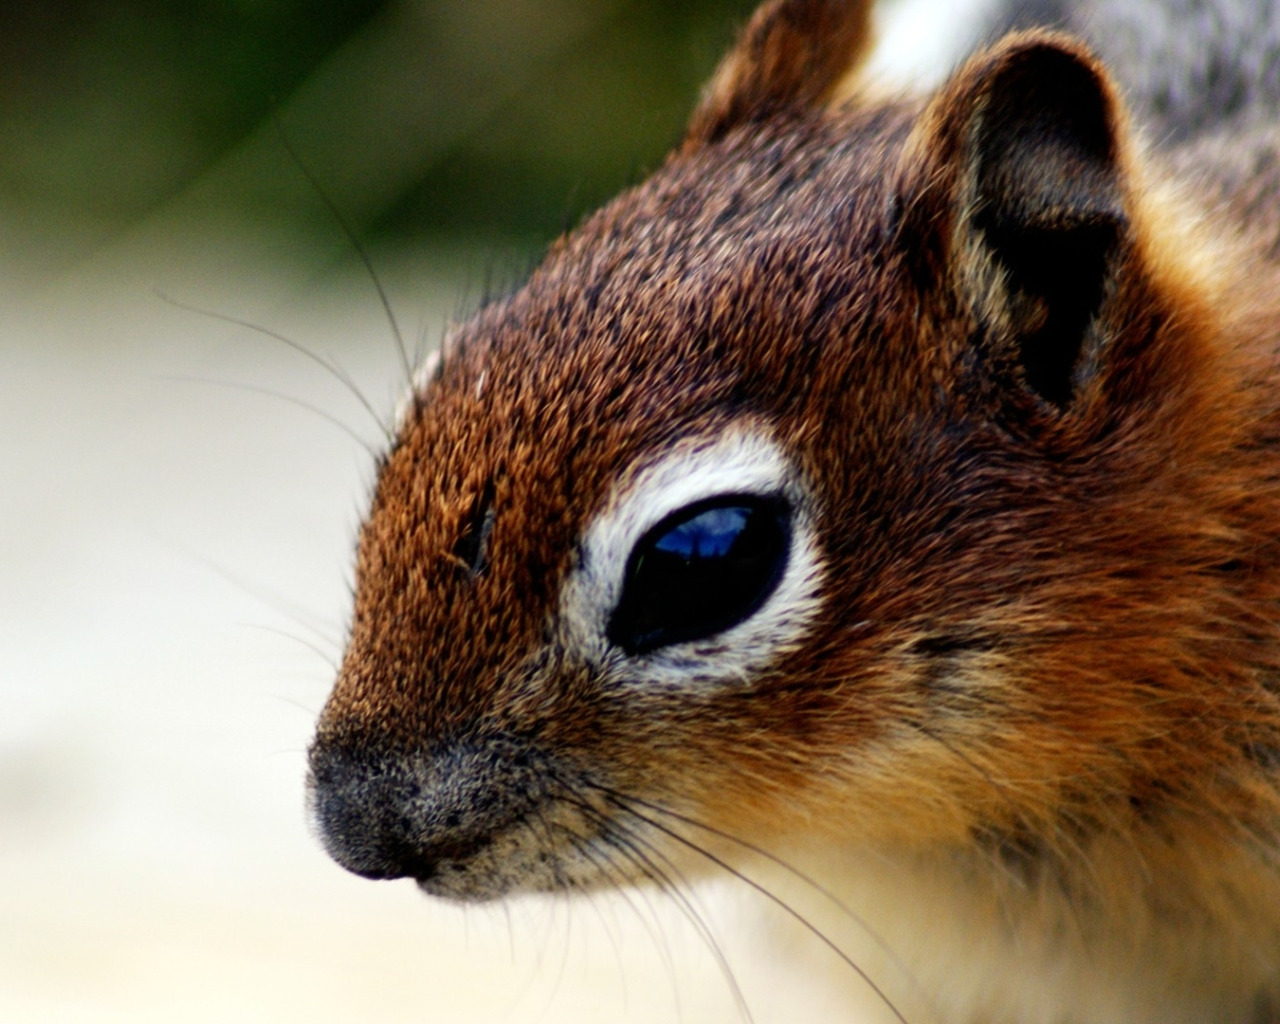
686;0;873;145
311;1;1280;1019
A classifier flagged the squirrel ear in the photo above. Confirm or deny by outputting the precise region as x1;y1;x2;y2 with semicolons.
903;34;1130;409
685;0;873;147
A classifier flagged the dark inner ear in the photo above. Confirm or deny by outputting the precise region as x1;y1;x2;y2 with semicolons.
967;44;1126;408
979;217;1118;407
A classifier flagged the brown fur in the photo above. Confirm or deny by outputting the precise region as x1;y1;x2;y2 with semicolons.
309;1;1280;1020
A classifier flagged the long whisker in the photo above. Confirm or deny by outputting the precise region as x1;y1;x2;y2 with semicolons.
547;819;682;1019
535;818;634;1010
596;854;689;1024
593;814;755;1024
552;783;755;1024
498;898;516;966
271;115;415;394
593;789;911;1024
535;857;578;1019
156;290;393;444
586;781;920;996
242;622;340;671
159;374;380;458
166;543;345;654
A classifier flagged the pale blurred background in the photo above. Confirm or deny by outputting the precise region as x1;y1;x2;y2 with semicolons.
1;1;986;1020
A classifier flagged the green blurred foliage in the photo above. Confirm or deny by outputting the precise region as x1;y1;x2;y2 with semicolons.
381;0;756;240
0;0;757;259
0;1;384;217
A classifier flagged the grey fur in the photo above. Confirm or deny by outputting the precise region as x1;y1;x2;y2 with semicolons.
984;0;1280;145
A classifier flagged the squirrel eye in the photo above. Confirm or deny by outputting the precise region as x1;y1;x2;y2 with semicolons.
606;495;791;656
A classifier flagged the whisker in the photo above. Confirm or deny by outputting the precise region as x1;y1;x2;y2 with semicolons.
588;781;920;999
262;691;323;720
523;814;585;1012
551;782;755;1024
159;374;380;458
592;788;911;1024
165;543;346;654
592;848;689;1024
242;622;341;671
568;810;713;1024
600;818;755;1024
510;840;578;1022
544;820;647;1015
271;115;416;395
499;899;516;966
156;290;393;443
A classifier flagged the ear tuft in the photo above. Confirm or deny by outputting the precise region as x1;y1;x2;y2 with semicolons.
906;34;1131;410
685;0;873;147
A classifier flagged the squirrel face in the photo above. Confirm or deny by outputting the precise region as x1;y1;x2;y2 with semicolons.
308;3;1280;1005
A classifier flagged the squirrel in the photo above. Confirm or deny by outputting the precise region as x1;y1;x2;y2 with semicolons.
307;0;1280;1020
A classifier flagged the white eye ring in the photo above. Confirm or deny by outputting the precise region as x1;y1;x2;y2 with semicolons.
558;425;825;688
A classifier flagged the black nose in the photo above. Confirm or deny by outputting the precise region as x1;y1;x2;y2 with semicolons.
308;745;429;880
307;740;505;882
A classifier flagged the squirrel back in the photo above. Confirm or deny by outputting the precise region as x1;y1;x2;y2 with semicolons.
308;2;1280;1020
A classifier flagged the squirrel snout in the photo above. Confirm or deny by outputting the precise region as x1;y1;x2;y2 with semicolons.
307;736;551;894
308;745;450;882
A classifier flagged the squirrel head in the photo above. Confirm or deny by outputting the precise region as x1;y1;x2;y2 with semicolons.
308;0;1275;899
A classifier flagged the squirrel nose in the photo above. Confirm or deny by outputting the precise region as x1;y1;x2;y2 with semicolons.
307;743;491;882
307;742;512;885
309;746;423;880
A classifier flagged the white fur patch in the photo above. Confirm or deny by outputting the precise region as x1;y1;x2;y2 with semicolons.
559;425;825;689
392;348;442;430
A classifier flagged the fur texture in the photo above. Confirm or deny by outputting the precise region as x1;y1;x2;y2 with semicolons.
309;1;1280;1020
992;0;1280;140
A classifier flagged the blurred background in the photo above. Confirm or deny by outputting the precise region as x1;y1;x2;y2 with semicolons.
1;1;986;1021
3;0;775;280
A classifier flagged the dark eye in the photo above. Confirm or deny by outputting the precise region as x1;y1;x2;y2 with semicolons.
606;495;791;656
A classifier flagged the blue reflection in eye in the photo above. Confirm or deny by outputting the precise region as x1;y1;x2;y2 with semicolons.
654;507;750;560
607;495;791;656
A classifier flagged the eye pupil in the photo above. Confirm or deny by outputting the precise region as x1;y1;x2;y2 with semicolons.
607;496;791;656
